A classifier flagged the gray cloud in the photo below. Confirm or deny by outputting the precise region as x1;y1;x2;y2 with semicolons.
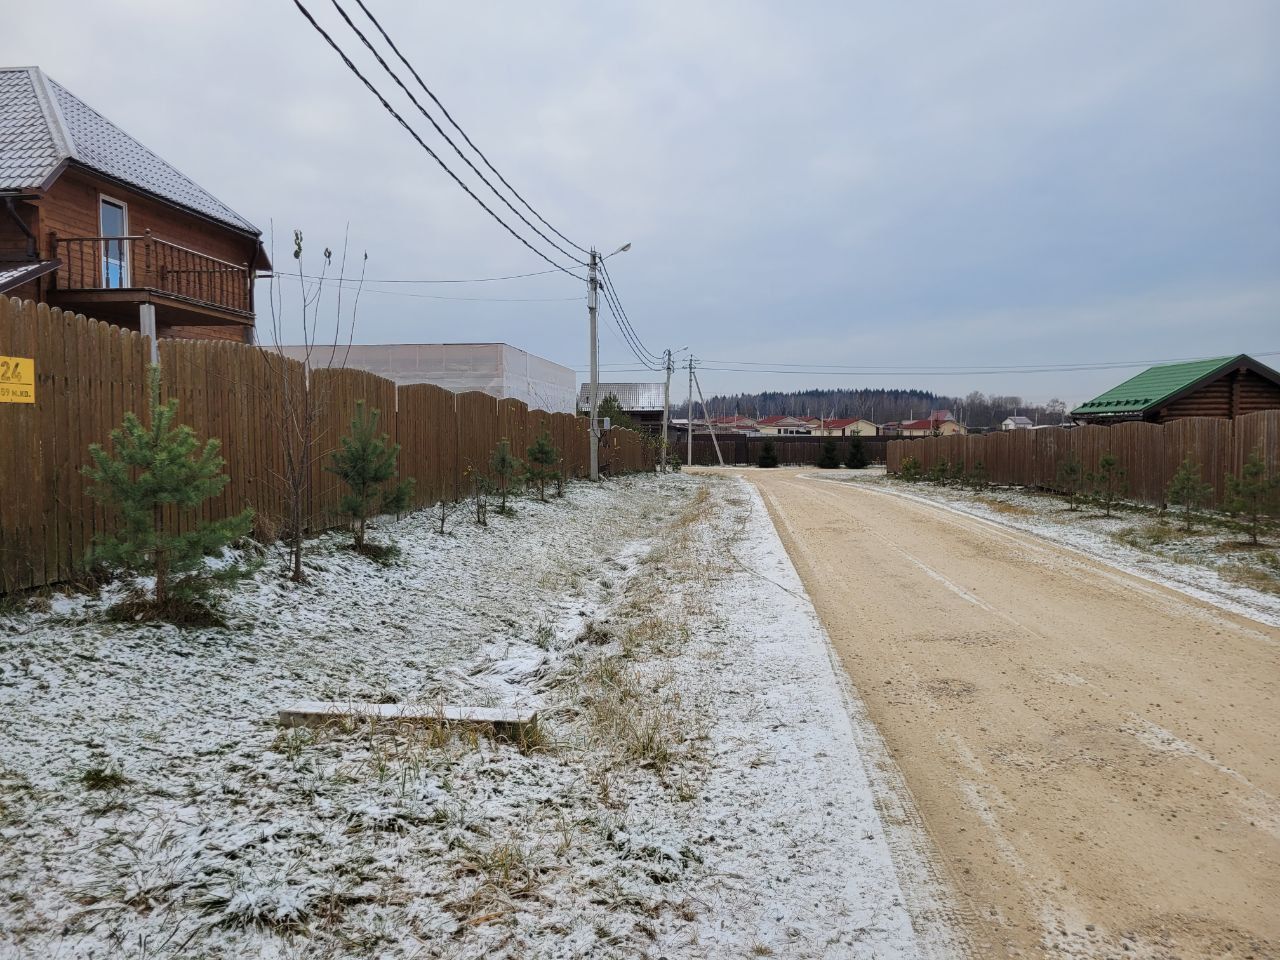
5;0;1277;404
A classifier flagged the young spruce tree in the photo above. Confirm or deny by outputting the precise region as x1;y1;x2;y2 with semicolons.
83;367;254;620
1166;456;1213;532
327;401;414;555
1089;452;1126;517
525;431;559;502
490;438;521;514
1056;453;1084;511
846;435;869;469
758;439;779;468
1225;448;1279;545
816;438;840;468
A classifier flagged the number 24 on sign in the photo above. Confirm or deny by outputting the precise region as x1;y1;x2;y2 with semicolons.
0;355;34;404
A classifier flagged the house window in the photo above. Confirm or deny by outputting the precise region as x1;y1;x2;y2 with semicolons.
99;197;129;288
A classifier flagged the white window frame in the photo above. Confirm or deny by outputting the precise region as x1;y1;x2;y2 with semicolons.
99;194;131;288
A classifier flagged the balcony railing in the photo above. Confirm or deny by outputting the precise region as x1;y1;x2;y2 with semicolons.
52;232;252;315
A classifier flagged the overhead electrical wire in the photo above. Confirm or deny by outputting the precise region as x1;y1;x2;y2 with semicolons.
290;0;584;279
281;267;577;284
350;0;591;259
324;0;588;267
691;350;1280;374
597;257;662;362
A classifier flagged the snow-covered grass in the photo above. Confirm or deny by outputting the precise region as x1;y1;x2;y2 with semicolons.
833;467;1280;627
0;474;948;959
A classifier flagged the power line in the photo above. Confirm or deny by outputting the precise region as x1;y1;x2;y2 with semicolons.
291;0;584;279
597;257;662;362
351;0;591;259
325;0;587;267
694;350;1280;374
597;283;662;371
282;267;578;284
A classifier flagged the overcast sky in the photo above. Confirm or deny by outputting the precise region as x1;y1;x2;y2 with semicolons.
6;1;1278;405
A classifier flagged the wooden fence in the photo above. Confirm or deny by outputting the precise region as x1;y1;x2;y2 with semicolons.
682;435;888;466
0;297;654;593
885;415;1280;508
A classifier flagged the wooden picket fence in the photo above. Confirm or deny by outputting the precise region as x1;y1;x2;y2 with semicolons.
885;415;1280;508
0;297;654;593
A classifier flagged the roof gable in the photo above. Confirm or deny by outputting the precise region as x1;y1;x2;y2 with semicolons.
1071;355;1243;416
0;66;257;235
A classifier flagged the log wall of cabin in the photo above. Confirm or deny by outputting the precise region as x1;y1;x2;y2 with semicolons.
1158;368;1280;421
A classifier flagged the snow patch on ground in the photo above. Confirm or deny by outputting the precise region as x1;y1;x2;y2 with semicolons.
0;473;953;959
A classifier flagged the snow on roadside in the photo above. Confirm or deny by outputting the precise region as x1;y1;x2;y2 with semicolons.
826;468;1280;629
0;473;956;959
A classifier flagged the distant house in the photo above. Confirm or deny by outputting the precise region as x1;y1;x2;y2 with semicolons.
708;414;759;433
1072;354;1280;424
0;66;269;342
884;409;967;437
808;417;877;437
756;415;813;435
577;381;667;431
1002;416;1034;431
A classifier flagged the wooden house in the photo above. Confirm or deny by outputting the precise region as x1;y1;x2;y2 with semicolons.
1071;355;1280;424
0;66;268;343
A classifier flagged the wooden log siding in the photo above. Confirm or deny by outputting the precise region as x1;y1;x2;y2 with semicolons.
885;413;1280;510
0;296;654;593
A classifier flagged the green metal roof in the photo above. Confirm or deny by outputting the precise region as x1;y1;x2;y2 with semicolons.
1071;355;1242;416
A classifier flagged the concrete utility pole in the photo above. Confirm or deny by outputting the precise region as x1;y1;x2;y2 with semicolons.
693;367;724;466
661;348;673;473
587;247;600;481
687;355;694;467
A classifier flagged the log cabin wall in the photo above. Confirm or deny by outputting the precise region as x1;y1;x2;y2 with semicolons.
1159;368;1280;422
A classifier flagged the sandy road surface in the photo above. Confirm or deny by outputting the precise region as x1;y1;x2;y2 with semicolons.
727;468;1279;960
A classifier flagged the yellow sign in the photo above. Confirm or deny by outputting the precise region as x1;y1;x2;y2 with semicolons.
0;355;34;404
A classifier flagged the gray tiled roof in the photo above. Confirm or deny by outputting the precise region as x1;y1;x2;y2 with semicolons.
577;381;667;412
0;259;58;294
0;67;258;234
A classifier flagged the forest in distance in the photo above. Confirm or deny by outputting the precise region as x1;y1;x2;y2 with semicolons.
675;388;1071;431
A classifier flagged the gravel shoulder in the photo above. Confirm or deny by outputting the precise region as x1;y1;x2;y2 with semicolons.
725;466;1280;960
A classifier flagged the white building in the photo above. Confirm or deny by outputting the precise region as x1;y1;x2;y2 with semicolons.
1001;415;1034;431
277;343;576;413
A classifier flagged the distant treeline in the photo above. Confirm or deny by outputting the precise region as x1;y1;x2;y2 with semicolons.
676;388;1068;430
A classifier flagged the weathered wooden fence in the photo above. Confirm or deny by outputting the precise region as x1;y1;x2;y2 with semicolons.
0;297;654;593
885;416;1280;508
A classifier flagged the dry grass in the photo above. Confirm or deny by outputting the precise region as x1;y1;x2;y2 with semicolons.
982;499;1034;517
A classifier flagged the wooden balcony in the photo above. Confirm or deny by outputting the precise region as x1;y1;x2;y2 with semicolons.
49;232;254;327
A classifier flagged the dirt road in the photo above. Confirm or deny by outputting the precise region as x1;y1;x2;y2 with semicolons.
732;468;1279;960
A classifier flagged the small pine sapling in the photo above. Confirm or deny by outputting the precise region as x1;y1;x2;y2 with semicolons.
947;459;966;485
899;456;921;481
816;439;840;469
967;460;988;490
467;467;490;527
1090;452;1127;517
83;367;255;623
846;435;869;469
758;439;779;468
1166;456;1213;532
327;400;414;557
1225;448;1279;544
928;459;949;484
1056;453;1084;510
490;438;521;515
554;459;566;498
525;431;559;502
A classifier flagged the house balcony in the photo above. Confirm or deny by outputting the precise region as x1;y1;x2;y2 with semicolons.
48;231;254;331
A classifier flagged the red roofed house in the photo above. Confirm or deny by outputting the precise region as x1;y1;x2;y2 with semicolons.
883;410;967;437
756;415;812;435
807;417;878;437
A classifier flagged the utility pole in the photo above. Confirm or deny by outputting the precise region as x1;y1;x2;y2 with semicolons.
693;367;724;466
661;348;673;473
587;247;600;481
686;358;696;471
